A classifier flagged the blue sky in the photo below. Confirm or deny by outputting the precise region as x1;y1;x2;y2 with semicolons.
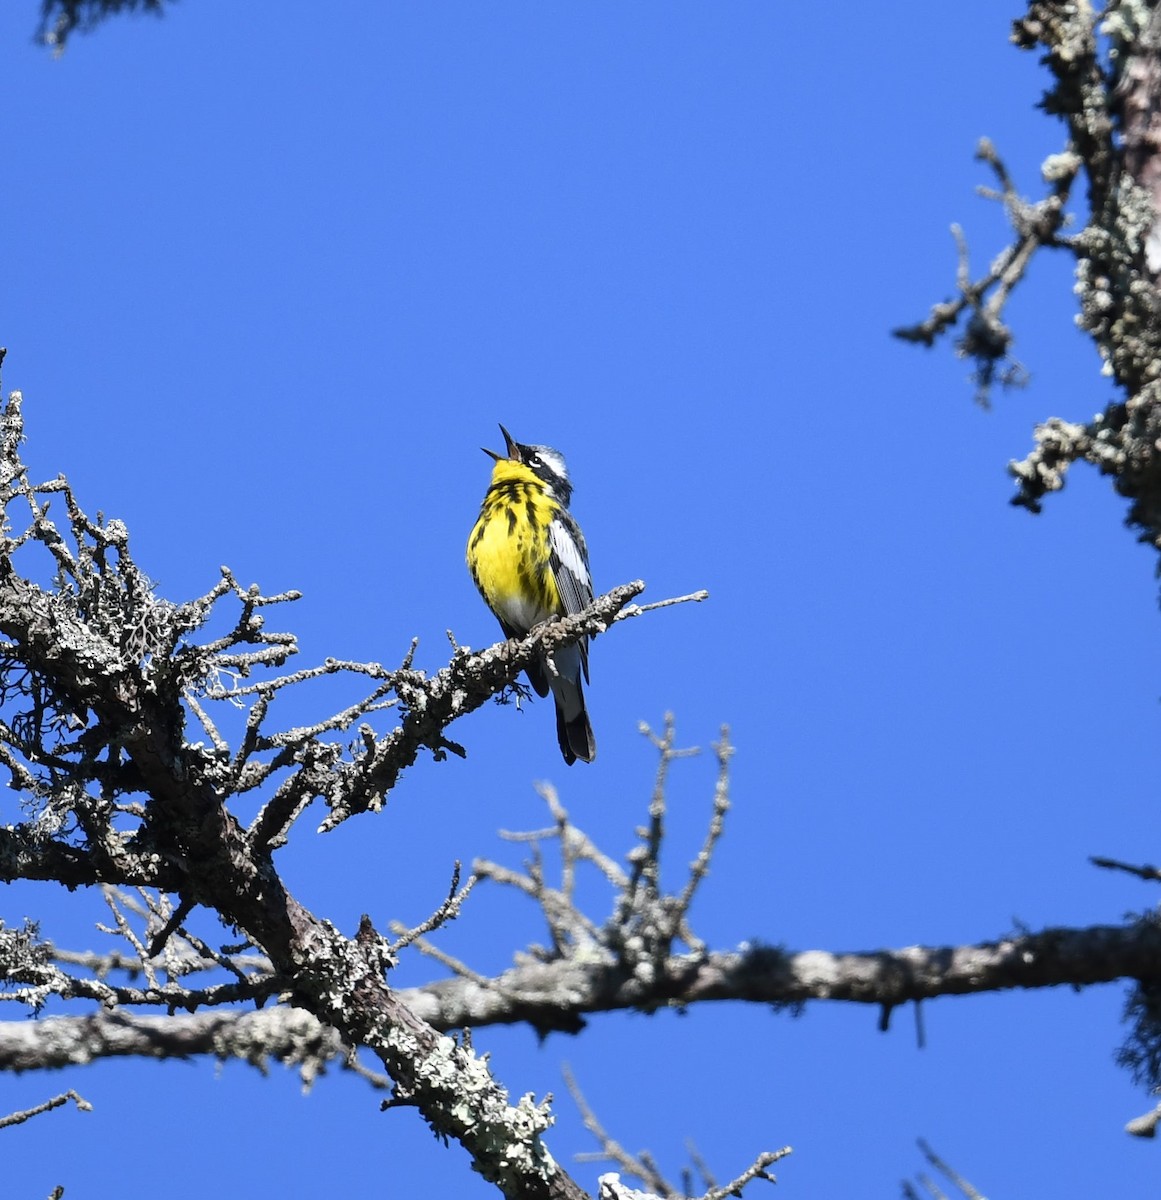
2;3;1158;1196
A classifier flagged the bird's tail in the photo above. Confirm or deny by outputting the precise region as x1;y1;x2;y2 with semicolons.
547;645;596;765
555;697;596;765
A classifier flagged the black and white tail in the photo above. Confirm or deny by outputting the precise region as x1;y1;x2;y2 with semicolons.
555;691;596;765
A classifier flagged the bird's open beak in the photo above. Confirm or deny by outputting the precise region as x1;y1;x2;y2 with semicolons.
498;424;520;459
482;424;521;463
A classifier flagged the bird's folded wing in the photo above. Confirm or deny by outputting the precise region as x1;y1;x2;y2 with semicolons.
548;514;593;682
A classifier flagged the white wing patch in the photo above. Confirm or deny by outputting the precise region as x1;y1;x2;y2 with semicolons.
548;517;592;616
549;515;592;683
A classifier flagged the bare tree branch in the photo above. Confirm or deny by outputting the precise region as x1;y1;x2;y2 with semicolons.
8;917;1158;1062
567;1063;788;1200
1091;854;1161;883
898;4;1161;561
567;1062;678;1197
0;1089;91;1130
893;137;1072;407
0;1006;366;1084
389;861;479;954
8;734;1161;1083
0;386;714;1200
903;1140;987;1200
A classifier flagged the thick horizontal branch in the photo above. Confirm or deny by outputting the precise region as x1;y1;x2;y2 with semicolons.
401;919;1161;1029
0;1006;349;1078
5;919;1157;1074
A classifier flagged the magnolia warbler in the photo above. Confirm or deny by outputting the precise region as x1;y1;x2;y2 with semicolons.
467;424;596;764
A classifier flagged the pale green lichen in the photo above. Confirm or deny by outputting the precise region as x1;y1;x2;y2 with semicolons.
382;1023;558;1192
1042;150;1082;182
1101;0;1153;53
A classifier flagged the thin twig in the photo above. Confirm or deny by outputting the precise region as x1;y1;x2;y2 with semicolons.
0;1089;92;1129
700;1148;788;1200
98;886;160;992
566;1063;678;1197
613;590;710;623
390;862;479;954
1090;855;1161;882
916;1139;986;1200
387;934;498;991
674;728;732;948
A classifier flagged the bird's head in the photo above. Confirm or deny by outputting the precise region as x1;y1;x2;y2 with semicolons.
483;424;574;506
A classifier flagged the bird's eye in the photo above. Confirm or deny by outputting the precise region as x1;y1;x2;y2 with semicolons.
528;455;541;467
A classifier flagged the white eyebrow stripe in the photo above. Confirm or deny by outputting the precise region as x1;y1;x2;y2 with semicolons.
532;446;569;482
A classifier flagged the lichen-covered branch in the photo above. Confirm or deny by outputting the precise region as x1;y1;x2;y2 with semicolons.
1006;1;1161;530
6;917;1160;1069
898;3;1161;561
0;383;708;1200
10;735;1161;1095
893;138;1073;406
0;388;654;852
397;921;1161;1038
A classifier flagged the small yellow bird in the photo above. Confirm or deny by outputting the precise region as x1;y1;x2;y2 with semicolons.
467;425;596;764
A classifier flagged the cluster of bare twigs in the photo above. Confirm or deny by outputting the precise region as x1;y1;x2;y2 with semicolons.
54;887;278;1010
566;1063;789;1200
2;687;786;1197
892;135;1075;407
491;716;728;980
0;373;729;1200
389;716;732;1037
384;720;791;1199
12;704;1161;1089
0;382;651;869
896;3;1161;552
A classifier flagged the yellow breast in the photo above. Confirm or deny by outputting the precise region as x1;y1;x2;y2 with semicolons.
467;460;562;632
